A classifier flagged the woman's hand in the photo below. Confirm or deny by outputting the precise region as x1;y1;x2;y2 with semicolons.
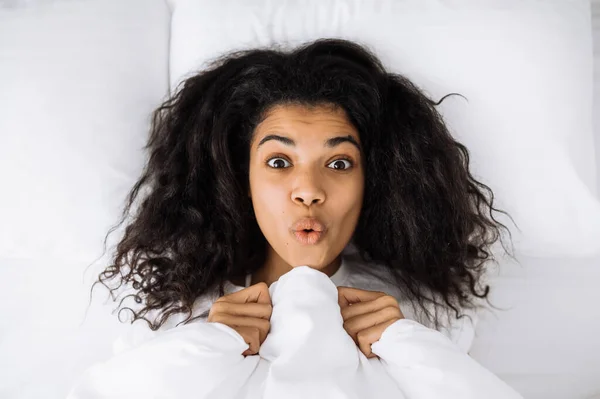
208;282;272;356
337;287;404;359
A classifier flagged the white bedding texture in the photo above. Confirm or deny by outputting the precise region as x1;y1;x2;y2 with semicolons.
66;266;523;399
0;1;599;399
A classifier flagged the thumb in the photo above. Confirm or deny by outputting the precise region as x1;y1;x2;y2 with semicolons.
337;286;385;308
220;282;271;304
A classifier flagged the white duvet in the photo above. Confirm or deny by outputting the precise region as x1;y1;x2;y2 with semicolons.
67;266;523;399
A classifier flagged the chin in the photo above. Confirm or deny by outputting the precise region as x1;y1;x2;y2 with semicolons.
287;254;330;269
274;241;337;270
291;264;320;269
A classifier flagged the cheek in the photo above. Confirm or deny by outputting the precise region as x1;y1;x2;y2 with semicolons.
249;169;287;223
254;182;283;209
335;175;364;217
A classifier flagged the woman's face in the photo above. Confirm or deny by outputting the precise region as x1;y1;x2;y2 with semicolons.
249;103;365;271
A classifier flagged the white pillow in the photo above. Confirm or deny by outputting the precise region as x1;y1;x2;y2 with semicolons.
170;0;600;257
0;0;170;262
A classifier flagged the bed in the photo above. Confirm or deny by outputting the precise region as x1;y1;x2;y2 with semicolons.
0;1;599;398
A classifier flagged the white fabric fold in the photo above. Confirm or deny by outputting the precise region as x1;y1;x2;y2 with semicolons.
67;266;523;399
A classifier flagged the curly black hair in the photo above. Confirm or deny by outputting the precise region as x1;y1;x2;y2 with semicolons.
90;38;515;332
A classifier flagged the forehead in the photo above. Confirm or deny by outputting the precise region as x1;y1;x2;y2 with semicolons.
255;104;360;140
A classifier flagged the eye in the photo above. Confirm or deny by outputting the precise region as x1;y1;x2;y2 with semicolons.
266;157;291;169
327;158;353;170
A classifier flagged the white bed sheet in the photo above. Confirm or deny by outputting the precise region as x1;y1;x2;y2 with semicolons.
593;0;600;193
469;254;600;399
472;4;600;398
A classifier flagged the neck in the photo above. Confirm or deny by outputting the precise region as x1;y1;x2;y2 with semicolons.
251;249;342;287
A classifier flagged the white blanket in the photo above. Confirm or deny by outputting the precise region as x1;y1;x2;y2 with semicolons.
67;266;523;398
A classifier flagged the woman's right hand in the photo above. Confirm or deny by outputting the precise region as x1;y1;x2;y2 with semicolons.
207;282;273;356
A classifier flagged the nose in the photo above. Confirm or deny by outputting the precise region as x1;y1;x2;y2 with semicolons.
291;171;326;207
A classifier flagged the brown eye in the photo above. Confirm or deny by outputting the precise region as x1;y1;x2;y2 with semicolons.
327;159;352;170
266;157;291;169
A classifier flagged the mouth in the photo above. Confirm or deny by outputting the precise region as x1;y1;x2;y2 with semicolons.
290;217;327;245
292;229;325;245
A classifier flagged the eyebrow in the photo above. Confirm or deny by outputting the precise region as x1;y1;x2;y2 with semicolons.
256;134;361;152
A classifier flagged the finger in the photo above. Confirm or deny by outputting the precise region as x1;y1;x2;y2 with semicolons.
337;286;386;308
209;301;273;320
343;306;402;343
209;314;271;344
341;295;400;321
357;318;398;358
217;282;271;304
235;325;261;356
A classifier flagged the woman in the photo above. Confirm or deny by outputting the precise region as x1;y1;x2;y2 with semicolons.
81;38;518;396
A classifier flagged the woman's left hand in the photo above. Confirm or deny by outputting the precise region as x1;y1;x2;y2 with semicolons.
337;287;404;359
